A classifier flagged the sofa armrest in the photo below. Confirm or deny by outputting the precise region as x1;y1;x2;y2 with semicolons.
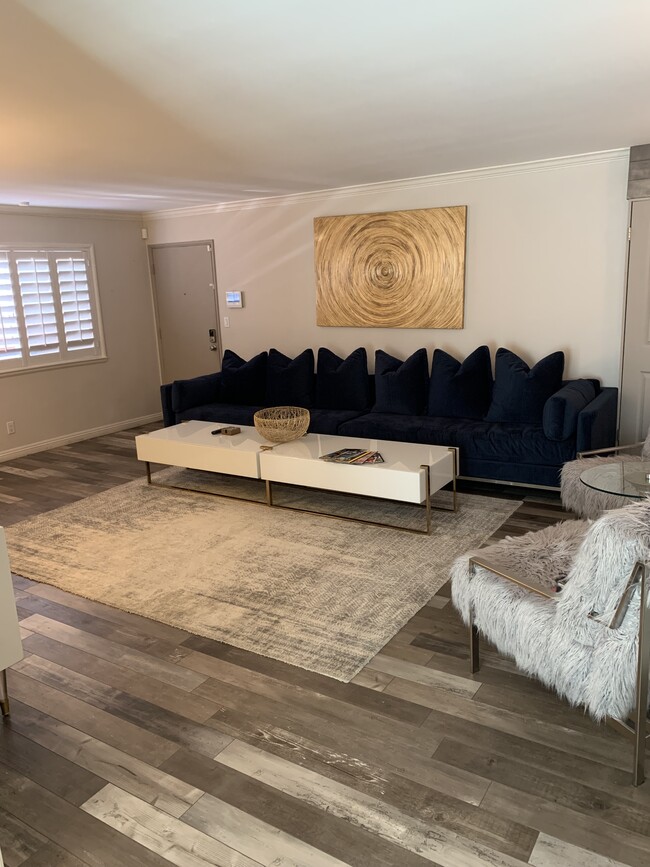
576;386;618;454
160;384;175;427
171;372;222;414
543;380;597;441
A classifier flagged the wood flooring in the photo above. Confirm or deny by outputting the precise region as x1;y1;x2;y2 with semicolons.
0;426;646;867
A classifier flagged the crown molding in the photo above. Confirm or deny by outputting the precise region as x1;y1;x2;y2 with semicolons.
144;148;629;221
0;204;143;221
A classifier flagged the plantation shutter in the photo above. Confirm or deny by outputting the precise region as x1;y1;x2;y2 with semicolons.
16;255;60;357
55;255;96;352
0;253;22;361
0;246;104;371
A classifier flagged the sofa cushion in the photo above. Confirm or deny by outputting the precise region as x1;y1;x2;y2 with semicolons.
338;412;425;442
373;348;429;415
543;380;597;442
266;348;314;407
315;347;371;411
486;348;564;424
308;409;364;435
416;417;576;465
427;345;493;419
171;372;222;414
175;403;261;426
220;350;267;405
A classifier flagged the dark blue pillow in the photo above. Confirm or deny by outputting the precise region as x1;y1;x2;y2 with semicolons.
486;348;564;424
315;347;371;411
266;348;314;407
220;350;267;405
373;349;429;415
543;379;596;441
427;345;493;419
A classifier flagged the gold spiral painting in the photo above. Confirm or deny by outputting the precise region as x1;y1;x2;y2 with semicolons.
314;206;466;328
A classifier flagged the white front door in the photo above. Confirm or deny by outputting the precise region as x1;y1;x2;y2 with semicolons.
150;242;221;383
620;200;650;444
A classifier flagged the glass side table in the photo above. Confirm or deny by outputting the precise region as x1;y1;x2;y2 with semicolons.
580;461;650;499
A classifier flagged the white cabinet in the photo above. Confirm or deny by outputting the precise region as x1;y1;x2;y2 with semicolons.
0;527;23;715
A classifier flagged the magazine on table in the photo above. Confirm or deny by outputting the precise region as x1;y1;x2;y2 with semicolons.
319;448;384;465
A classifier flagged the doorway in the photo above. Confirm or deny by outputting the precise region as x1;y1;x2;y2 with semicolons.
149;241;221;383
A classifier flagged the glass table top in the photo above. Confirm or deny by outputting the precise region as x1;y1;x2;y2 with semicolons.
580;461;650;499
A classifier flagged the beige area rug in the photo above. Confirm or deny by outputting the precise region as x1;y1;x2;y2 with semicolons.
6;469;521;681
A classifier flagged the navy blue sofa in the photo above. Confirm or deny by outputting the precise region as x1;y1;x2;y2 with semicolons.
160;346;617;488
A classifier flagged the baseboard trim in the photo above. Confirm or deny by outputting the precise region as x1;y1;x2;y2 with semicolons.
0;413;162;463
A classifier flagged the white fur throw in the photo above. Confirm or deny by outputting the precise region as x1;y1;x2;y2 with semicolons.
561;428;650;519
560;454;640;518
451;498;650;721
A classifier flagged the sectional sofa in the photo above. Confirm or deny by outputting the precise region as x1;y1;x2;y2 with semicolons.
160;345;617;487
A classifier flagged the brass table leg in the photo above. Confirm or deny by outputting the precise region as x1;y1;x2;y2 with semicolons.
427;448;459;513
450;447;458;512
424;465;431;535
140;462;264;505
265;468;434;535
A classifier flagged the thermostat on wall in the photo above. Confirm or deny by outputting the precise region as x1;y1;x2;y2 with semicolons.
225;291;244;308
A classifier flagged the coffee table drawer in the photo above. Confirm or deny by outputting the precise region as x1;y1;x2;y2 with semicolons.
260;446;454;504
135;421;263;478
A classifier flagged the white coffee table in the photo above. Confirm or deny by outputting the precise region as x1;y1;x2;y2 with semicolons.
260;434;457;533
136;421;458;534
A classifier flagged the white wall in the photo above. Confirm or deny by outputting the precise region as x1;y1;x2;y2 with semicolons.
0;210;161;460
147;151;630;387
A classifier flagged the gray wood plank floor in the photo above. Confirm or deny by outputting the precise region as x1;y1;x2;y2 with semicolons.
0;426;645;866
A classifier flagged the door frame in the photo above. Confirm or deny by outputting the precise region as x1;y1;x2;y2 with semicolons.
617;200;634;443
147;240;222;384
618;199;650;444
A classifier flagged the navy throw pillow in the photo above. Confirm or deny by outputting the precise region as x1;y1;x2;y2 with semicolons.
543;379;596;441
266;348;314;407
373;348;429;415
427;345;493;419
315;347;371;411
486;348;564;424
220;350;267;405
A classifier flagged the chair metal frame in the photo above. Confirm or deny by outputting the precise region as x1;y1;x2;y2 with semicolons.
467;555;650;786
577;441;646;459
0;670;9;717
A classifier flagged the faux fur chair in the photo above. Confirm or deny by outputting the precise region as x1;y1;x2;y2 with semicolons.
451;499;650;784
560;429;650;518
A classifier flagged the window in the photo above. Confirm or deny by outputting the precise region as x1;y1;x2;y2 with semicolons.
0;245;105;372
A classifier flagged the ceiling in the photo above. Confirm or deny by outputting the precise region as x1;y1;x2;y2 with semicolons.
2;0;649;212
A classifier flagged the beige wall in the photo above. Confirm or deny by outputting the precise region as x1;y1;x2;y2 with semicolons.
0;210;161;459
147;152;630;387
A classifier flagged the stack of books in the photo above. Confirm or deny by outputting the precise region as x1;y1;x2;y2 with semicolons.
319;448;384;465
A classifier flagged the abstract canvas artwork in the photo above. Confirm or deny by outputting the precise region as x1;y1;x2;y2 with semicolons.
314;205;467;329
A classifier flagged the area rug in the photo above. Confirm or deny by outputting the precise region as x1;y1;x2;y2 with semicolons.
6;469;521;680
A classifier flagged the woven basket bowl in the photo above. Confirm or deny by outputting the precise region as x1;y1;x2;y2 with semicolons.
254;406;310;443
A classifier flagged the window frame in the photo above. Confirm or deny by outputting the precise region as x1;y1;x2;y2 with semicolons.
0;243;107;376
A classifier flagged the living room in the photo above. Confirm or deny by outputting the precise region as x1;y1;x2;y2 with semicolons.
1;2;650;866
